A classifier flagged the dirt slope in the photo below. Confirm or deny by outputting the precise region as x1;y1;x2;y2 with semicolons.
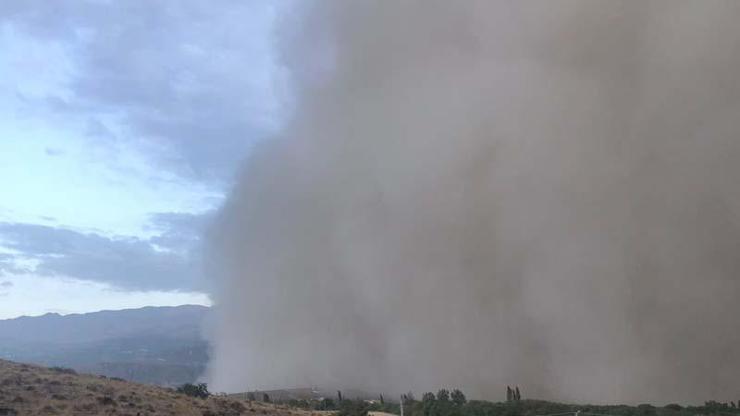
0;359;307;416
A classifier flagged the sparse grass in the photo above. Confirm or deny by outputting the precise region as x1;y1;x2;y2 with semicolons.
0;359;309;416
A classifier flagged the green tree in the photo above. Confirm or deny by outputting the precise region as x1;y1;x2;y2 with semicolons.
637;404;656;416
337;400;370;416
451;390;466;406
422;392;437;416
176;383;209;399
665;404;682;412
437;390;450;402
319;398;336;410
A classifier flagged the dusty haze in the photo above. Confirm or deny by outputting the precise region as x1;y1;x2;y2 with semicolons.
206;0;740;404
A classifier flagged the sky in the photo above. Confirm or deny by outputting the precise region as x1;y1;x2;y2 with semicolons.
0;0;284;319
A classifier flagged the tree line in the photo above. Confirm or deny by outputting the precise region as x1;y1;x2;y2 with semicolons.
176;383;740;416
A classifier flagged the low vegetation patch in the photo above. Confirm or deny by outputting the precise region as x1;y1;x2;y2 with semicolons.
49;367;76;375
177;382;211;399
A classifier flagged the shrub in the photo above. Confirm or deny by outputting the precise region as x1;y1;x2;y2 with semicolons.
231;401;247;412
177;383;210;399
318;398;336;410
0;407;18;416
665;404;682;411
50;367;77;375
451;390;466;406
40;405;56;414
437;390;450;402
97;396;117;406
336;399;370;416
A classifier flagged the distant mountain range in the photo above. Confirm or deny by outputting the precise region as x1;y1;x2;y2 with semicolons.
0;305;210;386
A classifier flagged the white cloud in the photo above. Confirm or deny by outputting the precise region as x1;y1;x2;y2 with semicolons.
0;0;283;235
0;0;284;317
0;212;212;291
0;135;219;237
1;0;284;186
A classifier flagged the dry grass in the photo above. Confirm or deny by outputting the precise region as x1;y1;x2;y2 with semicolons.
0;359;311;416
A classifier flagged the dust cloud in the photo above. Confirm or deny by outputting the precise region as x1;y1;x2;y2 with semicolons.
206;0;740;404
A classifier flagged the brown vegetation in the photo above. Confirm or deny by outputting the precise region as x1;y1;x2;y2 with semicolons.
0;359;308;416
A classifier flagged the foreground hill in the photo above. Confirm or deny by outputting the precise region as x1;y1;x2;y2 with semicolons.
0;305;209;386
0;359;306;416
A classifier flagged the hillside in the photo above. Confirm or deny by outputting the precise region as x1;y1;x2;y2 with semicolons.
0;305;210;386
0;358;306;416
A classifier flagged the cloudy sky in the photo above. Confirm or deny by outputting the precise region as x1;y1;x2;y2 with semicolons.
0;1;284;318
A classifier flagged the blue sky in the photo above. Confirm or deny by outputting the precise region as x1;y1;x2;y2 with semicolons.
0;1;284;318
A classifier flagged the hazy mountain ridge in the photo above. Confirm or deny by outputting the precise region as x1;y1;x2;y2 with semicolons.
0;305;210;386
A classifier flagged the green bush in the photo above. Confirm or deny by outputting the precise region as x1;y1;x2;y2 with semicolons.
451;390;467;406
176;383;210;399
50;366;77;375
337;399;371;416
665;404;682;411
